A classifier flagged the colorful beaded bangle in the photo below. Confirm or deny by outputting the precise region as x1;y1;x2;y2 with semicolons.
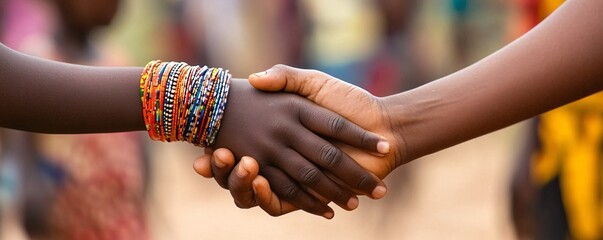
140;60;231;147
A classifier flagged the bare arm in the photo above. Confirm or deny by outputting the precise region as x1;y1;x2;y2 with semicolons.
391;0;603;160
194;0;603;217
0;44;389;218
0;43;144;133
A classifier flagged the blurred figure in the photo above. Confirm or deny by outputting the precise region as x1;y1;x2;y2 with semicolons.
300;0;427;97
300;0;382;89
1;1;56;239
0;0;148;239
179;0;303;76
368;0;426;230
369;0;427;95
450;0;471;66
511;1;603;239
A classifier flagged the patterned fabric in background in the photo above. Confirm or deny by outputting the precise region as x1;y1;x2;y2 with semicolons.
38;134;148;240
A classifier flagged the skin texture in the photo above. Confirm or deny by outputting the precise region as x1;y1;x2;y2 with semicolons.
197;66;400;217
212;79;388;216
0;43;387;218
194;0;603;217
0;44;143;133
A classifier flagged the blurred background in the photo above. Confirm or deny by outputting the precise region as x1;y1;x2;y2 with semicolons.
1;0;598;239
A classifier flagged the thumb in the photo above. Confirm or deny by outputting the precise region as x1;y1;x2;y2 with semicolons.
249;64;337;99
239;156;260;177
193;154;213;178
248;66;288;92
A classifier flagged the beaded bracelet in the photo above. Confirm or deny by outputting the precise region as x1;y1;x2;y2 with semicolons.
140;60;231;147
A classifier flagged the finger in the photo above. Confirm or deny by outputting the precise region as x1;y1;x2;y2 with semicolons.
252;175;300;216
298;102;389;154
249;64;357;99
289;128;384;198
249;65;375;132
248;67;287;92
210;148;236;189
193;154;214;178
248;64;315;94
229;156;260;209
273;148;359;211
261;166;334;219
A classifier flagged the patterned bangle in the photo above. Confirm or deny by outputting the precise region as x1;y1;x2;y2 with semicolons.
140;60;231;147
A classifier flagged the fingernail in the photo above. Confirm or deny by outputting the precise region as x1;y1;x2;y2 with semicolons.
236;164;249;178
377;140;390;154
214;157;226;168
347;197;359;210
323;212;334;219
252;70;268;77
372;186;387;199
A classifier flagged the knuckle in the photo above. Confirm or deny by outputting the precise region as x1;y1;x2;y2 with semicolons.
281;183;301;199
272;64;289;72
273;64;294;86
271;119;291;136
285;97;303;111
359;130;369;147
355;174;371;190
298;166;321;187
328;116;346;134
331;190;347;203
319;145;343;168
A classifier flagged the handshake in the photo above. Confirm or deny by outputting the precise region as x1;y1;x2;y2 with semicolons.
193;65;405;219
191;16;603;217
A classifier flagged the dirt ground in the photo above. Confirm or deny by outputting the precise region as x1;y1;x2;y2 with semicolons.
145;123;527;240
1;122;526;240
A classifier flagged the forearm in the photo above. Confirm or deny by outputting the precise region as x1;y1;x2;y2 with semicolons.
0;44;144;133
385;0;603;160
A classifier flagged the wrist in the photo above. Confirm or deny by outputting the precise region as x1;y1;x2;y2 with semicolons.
378;94;411;165
139;60;231;147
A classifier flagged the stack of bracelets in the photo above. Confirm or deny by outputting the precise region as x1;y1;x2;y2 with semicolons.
139;60;231;147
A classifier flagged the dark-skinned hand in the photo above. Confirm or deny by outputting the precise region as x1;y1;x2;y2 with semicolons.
195;66;402;217
210;79;389;218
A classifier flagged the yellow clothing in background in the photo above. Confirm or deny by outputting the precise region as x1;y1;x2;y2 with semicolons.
533;93;603;239
530;1;603;239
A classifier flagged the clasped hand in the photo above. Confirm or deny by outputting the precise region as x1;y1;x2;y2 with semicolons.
195;65;405;219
